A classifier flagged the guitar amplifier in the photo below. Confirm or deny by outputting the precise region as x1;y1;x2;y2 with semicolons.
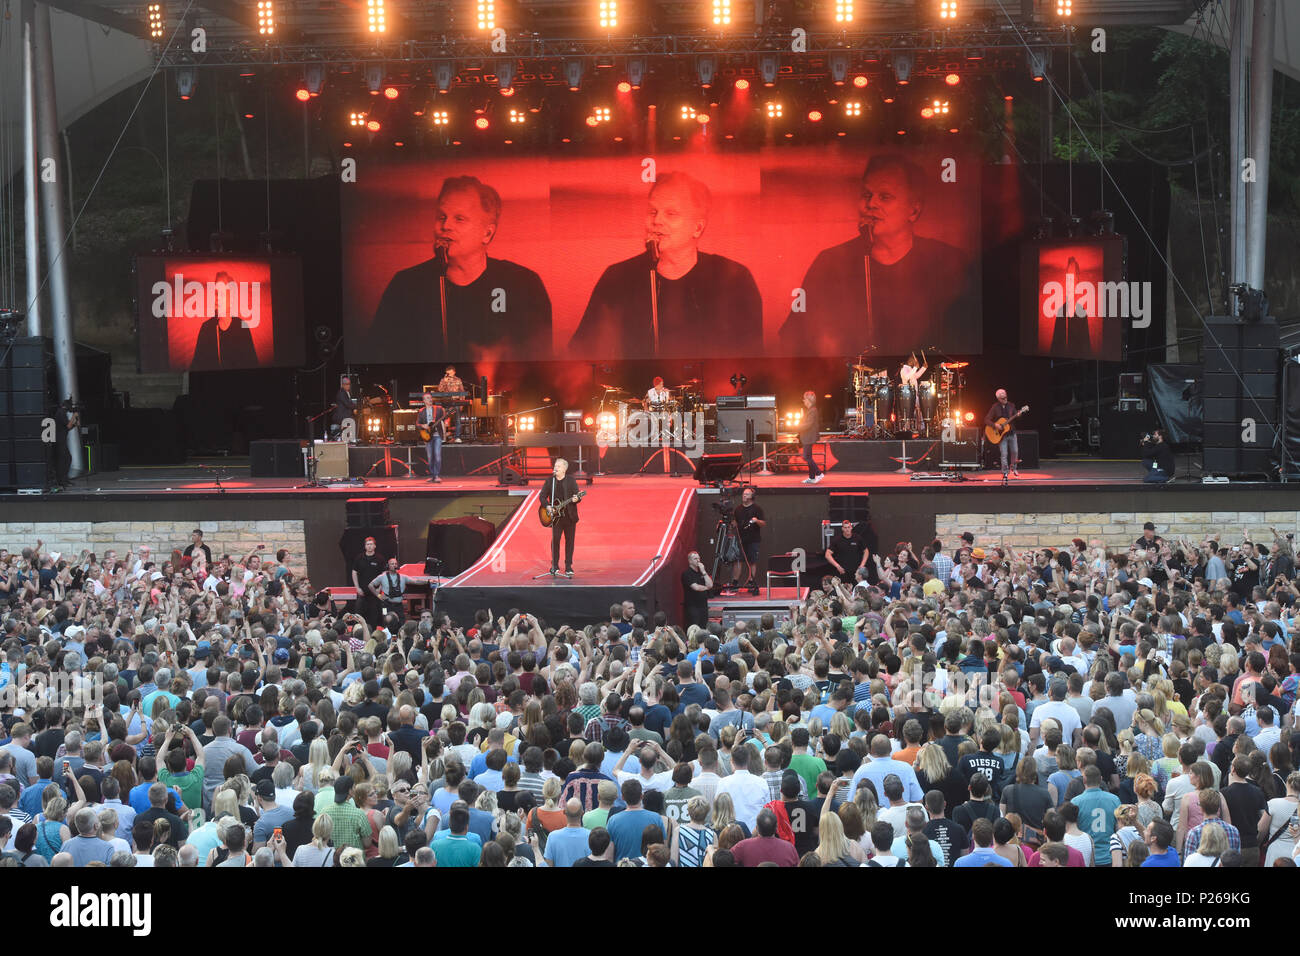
393;408;419;441
314;440;350;479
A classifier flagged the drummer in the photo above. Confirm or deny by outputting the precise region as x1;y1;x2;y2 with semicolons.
646;376;671;407
899;351;927;424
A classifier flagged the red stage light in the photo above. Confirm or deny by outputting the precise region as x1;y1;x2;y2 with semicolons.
475;116;490;129
949;127;959;133
896;129;906;135
1004;94;1014;101
696;113;710;124
586;115;599;127
963;411;975;422
366;119;381;131
883;96;894;104
583;415;595;427
617;80;632;93
1033;75;1043;82
807;109;823;122
852;75;868;88
384;87;399;99
945;73;960;86
394;140;404;146
734;78;749;91
243;112;254;119
499;86;515;96
295;87;310;102
920;107;934;118
343;141;352;147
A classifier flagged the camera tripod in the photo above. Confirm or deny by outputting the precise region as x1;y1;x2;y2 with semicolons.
710;512;751;594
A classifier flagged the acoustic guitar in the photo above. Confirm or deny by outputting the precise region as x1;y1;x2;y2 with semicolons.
985;405;1029;445
538;490;586;527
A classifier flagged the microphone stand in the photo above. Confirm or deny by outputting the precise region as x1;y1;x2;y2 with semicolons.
646;240;660;355
860;223;873;330
434;241;449;350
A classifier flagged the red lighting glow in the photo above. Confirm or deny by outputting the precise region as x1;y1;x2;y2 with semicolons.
807;109;823;122
383;87;399;99
366;119;381;131
734;78;750;91
696;113;710;124
617;81;632;93
852;75;868;88
499;86;515;96
295;88;310;102
475;116;490;130
945;73;961;86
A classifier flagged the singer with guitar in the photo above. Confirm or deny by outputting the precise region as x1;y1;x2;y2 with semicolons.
541;458;583;577
984;389;1029;479
418;391;449;483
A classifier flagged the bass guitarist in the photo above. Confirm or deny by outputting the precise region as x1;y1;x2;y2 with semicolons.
984;388;1021;479
541;458;580;577
418;391;449;483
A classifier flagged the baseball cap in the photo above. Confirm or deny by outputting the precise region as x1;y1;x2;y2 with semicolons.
1143;522;1156;531
255;778;275;799
63;624;85;640
1138;577;1155;588
333;777;354;802
273;648;289;664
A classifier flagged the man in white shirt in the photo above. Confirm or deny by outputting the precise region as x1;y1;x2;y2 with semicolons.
609;740;674;793
714;743;769;830
1029;679;1083;747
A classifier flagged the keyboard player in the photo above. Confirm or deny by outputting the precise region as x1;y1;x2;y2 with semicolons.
436;365;466;442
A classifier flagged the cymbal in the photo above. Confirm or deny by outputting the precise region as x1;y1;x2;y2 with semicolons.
851;364;880;372
939;361;969;370
598;384;629;393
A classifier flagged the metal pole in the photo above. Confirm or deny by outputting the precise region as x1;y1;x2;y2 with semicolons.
22;0;42;336
1228;0;1248;290
33;2;85;478
1246;0;1275;293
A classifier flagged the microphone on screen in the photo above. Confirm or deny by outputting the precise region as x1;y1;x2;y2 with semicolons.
646;238;660;266
433;238;450;274
859;222;874;246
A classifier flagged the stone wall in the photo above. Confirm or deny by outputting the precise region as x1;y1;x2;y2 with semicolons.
0;520;306;563
933;510;1300;552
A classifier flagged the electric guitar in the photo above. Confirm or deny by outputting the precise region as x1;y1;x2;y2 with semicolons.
418;411;448;443
985;405;1029;444
538;490;586;527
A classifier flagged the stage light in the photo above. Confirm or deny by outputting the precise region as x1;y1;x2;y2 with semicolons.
696;112;710;124
583;414;596;427
892;53;912;84
366;64;384;94
923;99;950;118
599;0;618;28
147;3;164;40
431;110;450;126
852;75;868;89
939;1;958;20
518;415;536;432
760;53;779;87
697;55;717;89
384;86;399;100
366;119;381;131
834;0;853;24
476;0;495;31
945;73;961;86
627;58;645;89
921;106;933;118
593;106;611;123
712;0;732;27
367;0;386;33
435;61;455;93
617;80;632;93
509;108;526;124
734;77;750;91
394;141;405;147
475;116;490;130
783;410;803;427
1028;50;1047;82
176;67;195;100
807;109;823;122
257;0;275;36
765;101;783;119
349;111;367;127
1004;94;1014;101
295;87;311;102
963;411;974;422
1056;0;1072;16
565;59;584;91
828;52;849;86
497;59;515;91
680;104;697;120
305;63;326;97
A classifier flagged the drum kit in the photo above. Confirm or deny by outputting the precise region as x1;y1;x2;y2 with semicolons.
596;379;703;442
848;352;969;438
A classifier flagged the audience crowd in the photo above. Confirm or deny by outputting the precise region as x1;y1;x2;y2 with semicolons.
0;521;1297;869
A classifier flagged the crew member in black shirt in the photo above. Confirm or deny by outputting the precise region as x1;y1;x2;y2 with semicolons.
568;172;762;359
541;458;581;577
351;537;385;627
332;375;359;439
1141;429;1176;483
984;388;1020;478
682;550;713;630
799;391;823;483
730;486;766;594
826;520;867;579
369;176;552;362
182;529;213;566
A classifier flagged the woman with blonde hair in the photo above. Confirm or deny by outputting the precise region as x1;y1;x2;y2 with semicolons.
300;737;331;792
338;846;365;867
710;792;746;837
829;712;853;742
1152;734;1181;789
368;825;400;867
34;794;71;861
915;741;967;813
526;777;566;834
670;796;716;868
1109;804;1143;866
853;784;879;838
703;823;746;866
816;811;866;866
1133;710;1165;763
284;813;334;866
1047;745;1081;807
1184;821;1229;867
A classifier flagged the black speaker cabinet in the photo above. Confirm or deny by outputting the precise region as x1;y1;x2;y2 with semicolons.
250;440;305;478
716;407;777;441
346;497;391;528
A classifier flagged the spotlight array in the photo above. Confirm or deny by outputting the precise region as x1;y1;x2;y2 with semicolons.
147;2;164;40
256;0;274;36
367;0;386;34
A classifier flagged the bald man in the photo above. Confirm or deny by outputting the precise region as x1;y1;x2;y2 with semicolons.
541;459;581;577
569;172;762;358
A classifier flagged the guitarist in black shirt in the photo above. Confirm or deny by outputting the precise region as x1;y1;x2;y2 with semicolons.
984;389;1024;479
541;458;581;577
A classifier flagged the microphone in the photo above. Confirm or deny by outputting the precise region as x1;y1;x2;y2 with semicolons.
433;238;450;275
645;238;659;266
859;221;873;246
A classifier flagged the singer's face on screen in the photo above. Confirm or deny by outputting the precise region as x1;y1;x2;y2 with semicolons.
646;182;705;258
435;189;497;259
859;168;921;242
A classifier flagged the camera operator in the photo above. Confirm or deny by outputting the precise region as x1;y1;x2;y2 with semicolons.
729;485;765;595
1140;427;1175;483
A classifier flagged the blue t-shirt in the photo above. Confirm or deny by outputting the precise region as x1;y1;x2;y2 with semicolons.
953;847;1013;868
1141;847;1181;867
542;826;592;868
1071;788;1120;865
606;808;663;861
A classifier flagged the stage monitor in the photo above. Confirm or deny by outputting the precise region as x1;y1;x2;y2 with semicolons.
340;150;983;363
1019;236;1128;362
135;255;306;372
